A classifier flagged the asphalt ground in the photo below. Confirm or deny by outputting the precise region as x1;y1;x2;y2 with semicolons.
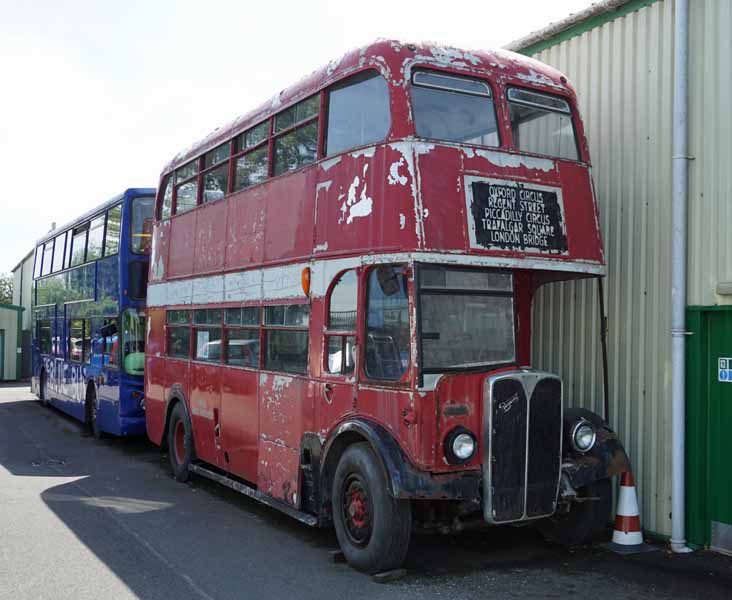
1;384;731;599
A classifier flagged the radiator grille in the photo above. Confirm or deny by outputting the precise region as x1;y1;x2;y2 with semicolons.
483;371;562;524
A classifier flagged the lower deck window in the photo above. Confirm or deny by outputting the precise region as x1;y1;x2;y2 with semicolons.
193;309;222;363
69;319;91;363
166;310;191;358
37;319;52;355
264;304;309;374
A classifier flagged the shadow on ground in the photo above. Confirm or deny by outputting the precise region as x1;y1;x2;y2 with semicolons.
2;394;731;599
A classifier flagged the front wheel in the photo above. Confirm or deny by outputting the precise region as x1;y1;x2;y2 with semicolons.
39;371;48;406
535;478;612;545
332;443;411;573
167;403;193;482
88;394;104;439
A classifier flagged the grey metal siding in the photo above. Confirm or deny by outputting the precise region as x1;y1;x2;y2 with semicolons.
529;0;676;536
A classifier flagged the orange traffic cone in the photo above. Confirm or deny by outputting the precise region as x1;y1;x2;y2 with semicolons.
611;471;644;546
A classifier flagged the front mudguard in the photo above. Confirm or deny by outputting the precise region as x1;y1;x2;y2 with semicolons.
320;419;481;502
561;408;630;490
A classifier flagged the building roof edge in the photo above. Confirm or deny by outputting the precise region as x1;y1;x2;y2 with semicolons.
505;0;657;55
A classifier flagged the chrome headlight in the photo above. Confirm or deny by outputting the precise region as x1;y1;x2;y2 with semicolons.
444;427;476;464
571;420;596;453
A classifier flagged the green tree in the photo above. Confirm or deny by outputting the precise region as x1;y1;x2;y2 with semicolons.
0;273;12;304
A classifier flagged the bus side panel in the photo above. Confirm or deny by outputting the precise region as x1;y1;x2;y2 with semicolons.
220;366;259;483
313;146;419;255
167;210;196;279
257;373;314;507
194;199;226;275
356;387;433;470
189;361;222;467
145;355;167;445
144;308;167;444
224;186;266;269
557;163;604;261
166;358;190;434
263;170;316;263
258;440;300;508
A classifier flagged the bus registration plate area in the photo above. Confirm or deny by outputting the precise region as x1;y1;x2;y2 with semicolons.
482;371;563;524
464;176;569;255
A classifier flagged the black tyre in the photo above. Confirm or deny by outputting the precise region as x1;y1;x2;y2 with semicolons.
39;371;48;406
167;403;193;482
87;390;104;439
536;478;612;545
332;442;411;573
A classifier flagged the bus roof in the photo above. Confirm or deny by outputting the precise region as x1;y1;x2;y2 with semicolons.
161;39;573;177
35;187;156;246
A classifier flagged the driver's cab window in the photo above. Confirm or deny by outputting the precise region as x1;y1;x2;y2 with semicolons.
365;265;410;381
326;270;357;375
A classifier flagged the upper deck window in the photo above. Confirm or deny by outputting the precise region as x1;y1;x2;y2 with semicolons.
203;143;231;203
274;96;319;176
70;224;88;267
507;88;579;161
51;233;66;273
326;72;390;156
105;204;122;256
86;215;105;262
41;242;54;276
160;178;173;220
234;121;270;191
33;246;42;279
411;70;499;147
175;159;199;215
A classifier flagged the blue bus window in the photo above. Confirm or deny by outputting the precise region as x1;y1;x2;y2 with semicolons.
70;225;88;267
51;233;66;273
87;215;105;261
105;205;121;256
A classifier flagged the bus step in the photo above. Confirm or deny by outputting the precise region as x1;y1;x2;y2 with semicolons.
188;463;318;527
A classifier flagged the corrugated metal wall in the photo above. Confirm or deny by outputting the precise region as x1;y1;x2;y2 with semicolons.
529;0;732;536
687;0;732;306
529;0;676;536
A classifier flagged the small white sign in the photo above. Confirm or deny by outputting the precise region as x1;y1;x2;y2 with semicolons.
719;358;732;382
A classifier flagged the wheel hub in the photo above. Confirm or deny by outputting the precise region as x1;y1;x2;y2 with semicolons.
174;420;186;465
342;475;371;546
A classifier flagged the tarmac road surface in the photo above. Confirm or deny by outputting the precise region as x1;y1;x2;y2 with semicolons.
1;384;730;599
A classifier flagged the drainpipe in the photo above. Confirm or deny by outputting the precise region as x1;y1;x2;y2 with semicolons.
671;0;692;554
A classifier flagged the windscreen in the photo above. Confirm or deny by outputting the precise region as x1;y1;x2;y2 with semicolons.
131;196;154;254
419;267;515;371
411;70;499;147
507;88;579;161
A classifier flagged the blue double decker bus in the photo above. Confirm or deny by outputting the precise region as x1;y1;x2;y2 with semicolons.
31;188;155;436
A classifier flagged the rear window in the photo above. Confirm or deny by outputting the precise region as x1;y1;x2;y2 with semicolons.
411;70;499;147
507;88;579;161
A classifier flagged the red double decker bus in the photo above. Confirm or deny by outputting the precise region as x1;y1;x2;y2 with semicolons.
145;40;629;573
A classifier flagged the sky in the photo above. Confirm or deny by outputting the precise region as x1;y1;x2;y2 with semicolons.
0;0;591;274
